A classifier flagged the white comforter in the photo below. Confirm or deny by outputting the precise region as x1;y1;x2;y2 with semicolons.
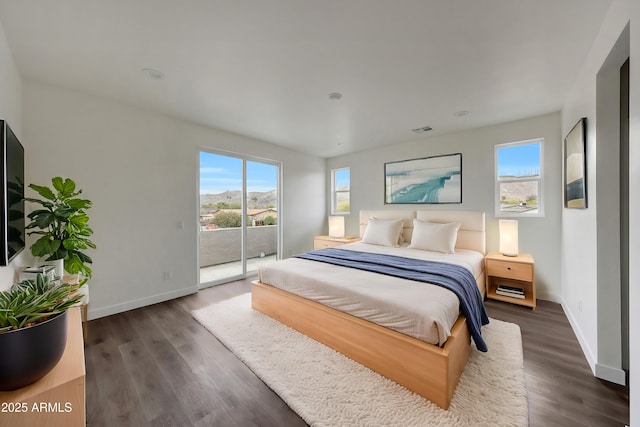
258;242;484;346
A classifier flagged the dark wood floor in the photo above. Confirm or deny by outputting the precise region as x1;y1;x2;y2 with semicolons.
484;298;629;427
84;278;629;427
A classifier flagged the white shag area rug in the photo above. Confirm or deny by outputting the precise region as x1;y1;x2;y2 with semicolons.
192;293;528;427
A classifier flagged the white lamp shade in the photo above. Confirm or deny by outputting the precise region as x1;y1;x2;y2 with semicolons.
328;216;345;238
499;219;519;256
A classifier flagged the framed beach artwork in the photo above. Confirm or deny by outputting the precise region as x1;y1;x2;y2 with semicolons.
564;118;587;209
384;153;462;204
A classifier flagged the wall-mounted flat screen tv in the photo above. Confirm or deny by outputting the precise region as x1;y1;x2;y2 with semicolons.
1;120;25;265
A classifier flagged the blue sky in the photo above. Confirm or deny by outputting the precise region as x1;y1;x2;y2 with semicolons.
200;152;278;194
334;168;350;189
497;142;541;177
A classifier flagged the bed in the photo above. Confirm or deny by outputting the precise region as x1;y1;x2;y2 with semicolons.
251;210;487;409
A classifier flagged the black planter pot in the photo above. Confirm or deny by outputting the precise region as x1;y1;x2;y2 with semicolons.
0;310;68;391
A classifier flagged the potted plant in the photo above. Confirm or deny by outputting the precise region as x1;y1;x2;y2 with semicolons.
25;177;96;278
0;274;85;390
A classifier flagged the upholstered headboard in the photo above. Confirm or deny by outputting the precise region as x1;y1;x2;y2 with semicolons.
359;210;486;254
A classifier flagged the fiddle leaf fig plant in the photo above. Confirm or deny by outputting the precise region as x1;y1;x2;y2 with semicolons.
25;177;96;278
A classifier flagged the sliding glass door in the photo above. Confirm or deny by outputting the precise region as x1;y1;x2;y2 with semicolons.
198;150;280;287
245;160;279;275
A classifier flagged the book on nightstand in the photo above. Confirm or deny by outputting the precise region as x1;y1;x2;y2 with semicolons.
496;284;525;299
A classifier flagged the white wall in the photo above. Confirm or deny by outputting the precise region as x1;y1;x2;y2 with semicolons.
0;19;28;291
326;112;563;301
22;81;326;319
560;0;630;385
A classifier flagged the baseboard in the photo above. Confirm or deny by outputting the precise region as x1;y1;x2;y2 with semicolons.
87;286;198;320
595;363;626;386
561;300;597;376
561;300;628;386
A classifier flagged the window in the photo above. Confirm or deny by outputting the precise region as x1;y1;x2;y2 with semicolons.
331;167;350;214
495;139;543;217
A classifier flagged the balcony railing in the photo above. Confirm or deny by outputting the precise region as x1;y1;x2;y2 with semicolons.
199;225;277;267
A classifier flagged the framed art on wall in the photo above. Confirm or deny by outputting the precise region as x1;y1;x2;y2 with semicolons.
384;153;462;204
564;117;587;208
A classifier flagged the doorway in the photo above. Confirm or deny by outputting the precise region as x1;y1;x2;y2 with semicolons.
594;23;629;385
198;149;280;287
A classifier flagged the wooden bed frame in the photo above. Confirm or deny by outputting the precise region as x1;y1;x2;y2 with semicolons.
251;210;486;410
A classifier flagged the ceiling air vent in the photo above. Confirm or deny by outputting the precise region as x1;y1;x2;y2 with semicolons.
411;126;433;134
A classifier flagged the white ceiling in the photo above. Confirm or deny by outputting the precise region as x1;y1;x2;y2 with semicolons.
0;0;612;158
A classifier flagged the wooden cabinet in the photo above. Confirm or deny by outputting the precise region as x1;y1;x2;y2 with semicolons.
313;236;360;250
0;307;85;427
485;252;536;309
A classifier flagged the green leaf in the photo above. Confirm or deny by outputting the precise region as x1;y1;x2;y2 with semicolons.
23;197;54;209
66;198;92;210
51;177;64;192
29;184;56;201
69;213;89;227
31;236;61;257
54;206;76;218
66;253;92;277
76;227;94;237
27;211;56;229
76;251;93;264
61;178;76;196
63;237;88;250
79;264;92;278
47;248;67;261
64;255;83;275
27;209;52;219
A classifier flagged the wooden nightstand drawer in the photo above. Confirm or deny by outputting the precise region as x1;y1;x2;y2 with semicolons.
486;259;533;282
314;239;343;249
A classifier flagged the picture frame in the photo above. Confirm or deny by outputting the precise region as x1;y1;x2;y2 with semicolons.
384;153;462;204
564;117;587;208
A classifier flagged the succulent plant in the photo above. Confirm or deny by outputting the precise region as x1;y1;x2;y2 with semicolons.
0;274;85;333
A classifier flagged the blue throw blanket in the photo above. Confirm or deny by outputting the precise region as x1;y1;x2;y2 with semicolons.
295;248;490;352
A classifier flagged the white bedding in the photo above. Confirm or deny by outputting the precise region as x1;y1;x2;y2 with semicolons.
258;242;485;346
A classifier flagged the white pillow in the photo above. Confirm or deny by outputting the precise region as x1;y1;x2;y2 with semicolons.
408;220;461;254
361;217;404;247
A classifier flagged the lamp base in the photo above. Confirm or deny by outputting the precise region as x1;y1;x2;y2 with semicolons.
501;252;518;257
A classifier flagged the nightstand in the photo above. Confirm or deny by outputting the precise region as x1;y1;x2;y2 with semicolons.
485;252;536;309
313;235;360;250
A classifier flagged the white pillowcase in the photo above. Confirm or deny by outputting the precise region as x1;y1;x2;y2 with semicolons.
408;219;461;254
361;217;404;247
